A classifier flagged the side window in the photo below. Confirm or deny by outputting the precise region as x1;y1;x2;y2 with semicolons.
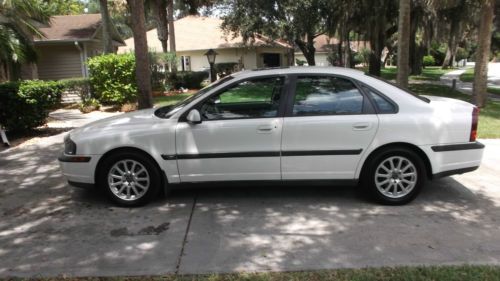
362;86;397;114
292;76;364;116
200;77;284;120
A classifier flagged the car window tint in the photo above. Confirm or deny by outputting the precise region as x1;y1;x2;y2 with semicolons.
200;77;284;120
293;76;364;116
362;86;396;114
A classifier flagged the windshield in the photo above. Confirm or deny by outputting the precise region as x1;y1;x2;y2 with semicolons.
154;75;235;118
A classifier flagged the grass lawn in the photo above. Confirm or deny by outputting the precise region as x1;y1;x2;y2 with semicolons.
380;66;453;81
460;68;475;82
154;94;192;107
409;83;500;138
10;265;500;280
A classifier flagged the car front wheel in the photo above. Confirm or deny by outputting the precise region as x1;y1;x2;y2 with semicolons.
99;151;161;207
363;147;425;205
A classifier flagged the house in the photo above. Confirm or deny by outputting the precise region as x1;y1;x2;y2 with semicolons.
22;14;124;80
118;16;293;71
294;35;371;66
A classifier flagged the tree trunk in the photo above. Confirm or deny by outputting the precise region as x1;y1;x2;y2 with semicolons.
167;0;177;73
473;0;495;108
295;36;316;66
442;18;460;69
154;0;169;53
99;0;113;54
396;0;411;88
127;0;153;109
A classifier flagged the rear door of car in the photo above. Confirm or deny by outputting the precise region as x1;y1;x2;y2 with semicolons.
280;74;379;180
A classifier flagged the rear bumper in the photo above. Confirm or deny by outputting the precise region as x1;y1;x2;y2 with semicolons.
421;141;484;178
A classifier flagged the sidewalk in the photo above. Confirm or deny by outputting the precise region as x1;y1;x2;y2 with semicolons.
439;65;500;102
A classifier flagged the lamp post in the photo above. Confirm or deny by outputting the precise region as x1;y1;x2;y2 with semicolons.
204;49;218;82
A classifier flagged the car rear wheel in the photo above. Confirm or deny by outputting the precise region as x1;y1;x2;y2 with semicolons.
99;151;161;207
362;147;425;205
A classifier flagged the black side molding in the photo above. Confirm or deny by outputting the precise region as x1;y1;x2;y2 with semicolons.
162;149;363;160
58;154;91;162
68;181;95;189
431;142;485;152
281;149;362;156
433;166;479;179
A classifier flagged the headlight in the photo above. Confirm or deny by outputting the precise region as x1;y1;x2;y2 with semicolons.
64;134;77;155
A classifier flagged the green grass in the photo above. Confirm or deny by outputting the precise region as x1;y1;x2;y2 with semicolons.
380;66;453;81
154;94;192;107
409;83;500;138
488;87;500;95
13;265;500;280
460;68;475;82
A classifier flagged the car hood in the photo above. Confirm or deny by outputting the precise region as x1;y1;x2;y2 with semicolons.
70;108;160;139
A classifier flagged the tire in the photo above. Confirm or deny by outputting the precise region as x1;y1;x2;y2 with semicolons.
98;151;161;207
361;147;426;205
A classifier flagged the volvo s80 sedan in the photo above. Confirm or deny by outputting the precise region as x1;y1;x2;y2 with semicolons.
59;67;484;206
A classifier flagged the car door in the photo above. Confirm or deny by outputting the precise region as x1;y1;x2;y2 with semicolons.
281;75;379;180
175;76;287;182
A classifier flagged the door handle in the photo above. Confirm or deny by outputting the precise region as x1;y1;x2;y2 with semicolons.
352;122;371;130
257;125;274;133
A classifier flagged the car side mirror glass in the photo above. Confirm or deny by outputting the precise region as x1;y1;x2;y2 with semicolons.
186;109;202;124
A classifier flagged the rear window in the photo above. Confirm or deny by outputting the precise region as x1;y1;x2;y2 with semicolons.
365;74;430;103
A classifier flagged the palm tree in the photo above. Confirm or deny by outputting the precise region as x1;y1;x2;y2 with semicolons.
0;0;51;80
127;0;153;109
396;0;411;88
473;0;495;108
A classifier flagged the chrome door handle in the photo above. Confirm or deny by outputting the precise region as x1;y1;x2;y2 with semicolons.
257;125;274;133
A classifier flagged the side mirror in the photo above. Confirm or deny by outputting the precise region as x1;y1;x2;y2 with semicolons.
186;109;202;124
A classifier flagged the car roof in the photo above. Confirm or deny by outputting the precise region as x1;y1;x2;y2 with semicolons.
230;66;366;80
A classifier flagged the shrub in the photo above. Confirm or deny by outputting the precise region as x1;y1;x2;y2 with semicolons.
423;55;436;66
0;80;63;132
78;98;100;113
214;62;238;78
87;53;137;105
167;71;209;89
59;77;92;101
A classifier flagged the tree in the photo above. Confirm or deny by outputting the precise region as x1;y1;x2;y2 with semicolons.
167;0;177;72
127;0;153;109
0;0;51;81
152;0;169;53
99;0;114;54
396;0;411;88
473;0;495;108
42;0;85;15
221;0;334;66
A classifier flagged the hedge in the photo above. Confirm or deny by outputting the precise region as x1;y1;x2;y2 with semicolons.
87;53;137;105
0;80;63;132
167;71;209;89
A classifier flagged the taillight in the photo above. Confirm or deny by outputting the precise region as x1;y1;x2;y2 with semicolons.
470;107;479;142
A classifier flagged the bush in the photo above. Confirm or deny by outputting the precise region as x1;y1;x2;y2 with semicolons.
87;53;137;105
0;80;63;132
214;62;238;78
423;55;436;66
78;98;100;113
167;71;208;89
59;77;92;101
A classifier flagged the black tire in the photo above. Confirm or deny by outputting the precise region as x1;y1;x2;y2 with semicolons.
361;147;426;205
98;151;161;207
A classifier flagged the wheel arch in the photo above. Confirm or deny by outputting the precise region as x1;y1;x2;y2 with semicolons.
94;146;167;188
359;142;433;180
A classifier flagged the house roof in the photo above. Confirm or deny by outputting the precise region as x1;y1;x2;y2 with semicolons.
118;16;292;53
35;14;124;44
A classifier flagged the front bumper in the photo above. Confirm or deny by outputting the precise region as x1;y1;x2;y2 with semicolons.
58;153;99;184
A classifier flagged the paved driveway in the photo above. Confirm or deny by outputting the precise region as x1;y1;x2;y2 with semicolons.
1;134;499;277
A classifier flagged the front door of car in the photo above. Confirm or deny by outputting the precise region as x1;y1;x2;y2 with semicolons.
281;75;379;180
175;76;286;182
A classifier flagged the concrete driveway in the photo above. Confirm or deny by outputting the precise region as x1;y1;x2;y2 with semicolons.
1;133;500;277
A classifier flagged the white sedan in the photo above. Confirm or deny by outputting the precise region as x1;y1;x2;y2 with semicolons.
59;67;484;206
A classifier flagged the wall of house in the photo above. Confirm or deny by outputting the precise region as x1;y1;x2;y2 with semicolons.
176;47;290;72
294;52;331;66
36;44;83;80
